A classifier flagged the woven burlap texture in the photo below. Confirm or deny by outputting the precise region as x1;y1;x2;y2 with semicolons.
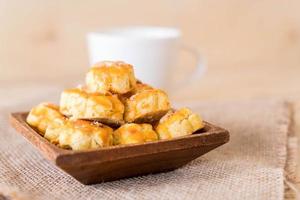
0;86;295;200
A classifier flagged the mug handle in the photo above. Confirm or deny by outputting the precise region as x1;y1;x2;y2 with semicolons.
172;44;207;90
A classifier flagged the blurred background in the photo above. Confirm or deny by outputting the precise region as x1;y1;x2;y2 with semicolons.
1;1;300;197
0;0;300;101
1;0;300;193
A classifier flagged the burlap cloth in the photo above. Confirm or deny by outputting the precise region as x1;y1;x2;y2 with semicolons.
0;85;298;200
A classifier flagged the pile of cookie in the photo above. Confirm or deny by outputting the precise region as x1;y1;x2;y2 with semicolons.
26;61;204;150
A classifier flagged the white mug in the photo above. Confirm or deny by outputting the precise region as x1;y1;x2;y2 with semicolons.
87;26;205;91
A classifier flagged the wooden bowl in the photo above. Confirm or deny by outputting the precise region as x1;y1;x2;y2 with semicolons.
9;112;230;185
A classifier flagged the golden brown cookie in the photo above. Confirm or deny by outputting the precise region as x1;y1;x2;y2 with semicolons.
124;83;171;123
59;88;124;127
44;117;67;144
113;123;158;145
86;61;137;94
45;119;113;150
155;108;204;140
26;102;65;135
